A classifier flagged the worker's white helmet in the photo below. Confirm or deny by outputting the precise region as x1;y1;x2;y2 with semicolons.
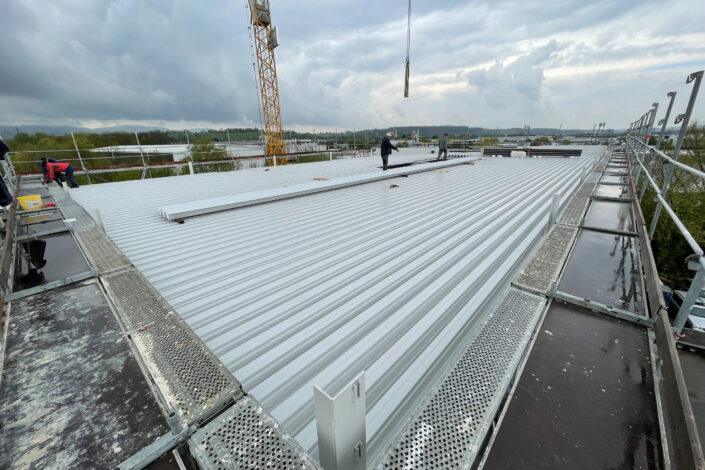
386;132;392;137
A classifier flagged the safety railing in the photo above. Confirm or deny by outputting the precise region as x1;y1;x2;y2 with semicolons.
2;146;347;185
626;69;704;334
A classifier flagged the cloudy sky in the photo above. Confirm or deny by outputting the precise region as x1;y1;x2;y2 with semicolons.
2;0;704;131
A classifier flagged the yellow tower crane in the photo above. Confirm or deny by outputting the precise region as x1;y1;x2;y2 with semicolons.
248;0;286;160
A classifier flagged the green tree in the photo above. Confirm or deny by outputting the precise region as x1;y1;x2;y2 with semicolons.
642;121;705;289
479;136;499;146
530;136;552;146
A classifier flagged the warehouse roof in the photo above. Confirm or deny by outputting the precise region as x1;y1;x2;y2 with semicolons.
71;149;601;461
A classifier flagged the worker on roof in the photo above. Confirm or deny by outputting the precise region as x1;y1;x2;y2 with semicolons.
380;132;399;171
41;158;79;188
437;133;448;161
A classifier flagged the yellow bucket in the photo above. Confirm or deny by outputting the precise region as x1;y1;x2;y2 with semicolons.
18;194;44;211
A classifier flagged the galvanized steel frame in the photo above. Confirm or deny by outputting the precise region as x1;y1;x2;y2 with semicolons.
627;138;705;332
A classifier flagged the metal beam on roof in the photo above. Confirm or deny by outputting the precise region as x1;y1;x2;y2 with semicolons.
158;158;478;221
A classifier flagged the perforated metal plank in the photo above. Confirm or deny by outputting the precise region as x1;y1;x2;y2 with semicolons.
586;172;600;183
47;184;69;203
76;226;131;274
189;395;320;470
574;182;596;199
514;225;577;294
557;194;590;226
57;197;96;230
102;268;241;424
379;288;545;469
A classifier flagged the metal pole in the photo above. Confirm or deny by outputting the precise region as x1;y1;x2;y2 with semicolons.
673;260;705;333
134;132;148;179
637;115;645;138
185;130;190;146
548;192;560;227
635;104;658;182
649;70;703;237
70;132;91;184
640;92;676;201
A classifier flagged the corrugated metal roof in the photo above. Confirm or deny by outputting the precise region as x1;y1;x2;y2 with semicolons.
71;150;601;462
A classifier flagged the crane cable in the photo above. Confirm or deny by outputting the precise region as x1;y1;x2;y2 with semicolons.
403;0;411;98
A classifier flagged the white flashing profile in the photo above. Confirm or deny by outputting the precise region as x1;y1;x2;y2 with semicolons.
158;158;477;221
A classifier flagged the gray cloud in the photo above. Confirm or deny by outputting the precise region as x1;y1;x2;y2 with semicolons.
0;0;703;129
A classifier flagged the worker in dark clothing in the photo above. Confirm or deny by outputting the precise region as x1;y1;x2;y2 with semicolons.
0;138;9;160
380;132;399;171
41;158;79;188
437;133;448;161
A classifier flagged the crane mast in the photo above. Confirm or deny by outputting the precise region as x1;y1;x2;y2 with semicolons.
249;0;286;159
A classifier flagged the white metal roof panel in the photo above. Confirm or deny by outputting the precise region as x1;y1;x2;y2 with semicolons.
70;149;601;462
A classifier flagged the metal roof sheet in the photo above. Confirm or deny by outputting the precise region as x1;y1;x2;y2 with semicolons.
71;149;602;462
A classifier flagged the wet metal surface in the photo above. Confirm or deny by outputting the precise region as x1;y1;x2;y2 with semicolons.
583;200;635;233
20;212;63;225
558;230;643;314
18;186;50;197
677;346;705;458
17;219;66;237
0;282;168;468
483;303;662;469
602;174;629;185
594;184;629;199
13;233;91;292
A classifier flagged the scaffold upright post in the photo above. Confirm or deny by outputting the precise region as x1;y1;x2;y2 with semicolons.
635;103;658;183
134;132;148;173
640;92;676;201
649;70;703;237
71;132;91;185
673;260;705;333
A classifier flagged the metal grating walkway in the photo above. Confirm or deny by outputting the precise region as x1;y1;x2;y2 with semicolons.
75;226;131;274
586;172;601;183
189;396;319;470
557;182;595;226
56;196;97;230
514;225;577;294
378;288;545;469
102;268;241;424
